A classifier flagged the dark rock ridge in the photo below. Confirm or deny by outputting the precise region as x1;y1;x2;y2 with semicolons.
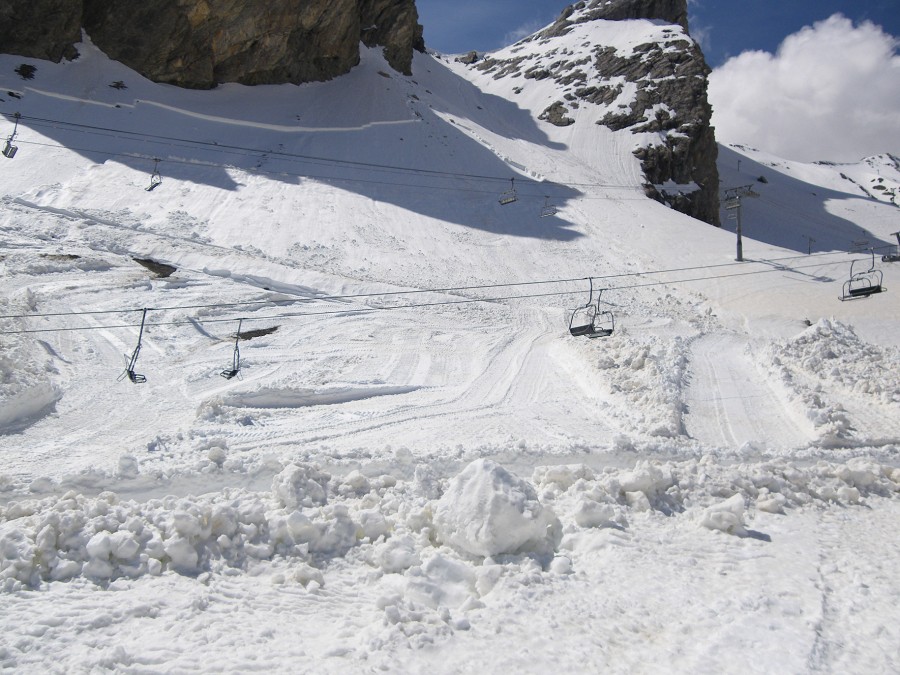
473;0;719;225
0;0;424;88
544;0;688;34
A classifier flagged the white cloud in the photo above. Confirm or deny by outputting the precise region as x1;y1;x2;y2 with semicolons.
708;14;900;163
690;22;712;56
503;19;548;47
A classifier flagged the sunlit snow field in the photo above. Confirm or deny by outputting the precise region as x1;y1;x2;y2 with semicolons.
1;20;899;674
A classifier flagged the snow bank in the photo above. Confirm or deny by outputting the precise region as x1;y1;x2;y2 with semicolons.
762;319;900;443
533;454;900;544
432;459;562;558
2;455;899;592
772;319;900;404
593;331;692;437
0;299;62;433
0;463;367;589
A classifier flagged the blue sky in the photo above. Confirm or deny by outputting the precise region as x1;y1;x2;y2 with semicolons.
416;0;900;67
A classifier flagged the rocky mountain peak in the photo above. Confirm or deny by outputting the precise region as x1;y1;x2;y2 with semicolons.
471;0;719;225
547;0;689;34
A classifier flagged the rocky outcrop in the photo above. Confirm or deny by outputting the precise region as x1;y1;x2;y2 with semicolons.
0;0;81;63
0;0;423;88
544;0;688;34
474;0;720;225
539;101;576;127
360;0;425;76
586;28;719;225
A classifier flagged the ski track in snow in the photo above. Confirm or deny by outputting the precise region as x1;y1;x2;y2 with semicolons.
684;333;814;451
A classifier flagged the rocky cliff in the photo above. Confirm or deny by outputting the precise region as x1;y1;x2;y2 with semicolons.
474;0;720;225
0;0;424;88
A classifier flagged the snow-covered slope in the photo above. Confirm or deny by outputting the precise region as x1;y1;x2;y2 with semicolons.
1;30;899;674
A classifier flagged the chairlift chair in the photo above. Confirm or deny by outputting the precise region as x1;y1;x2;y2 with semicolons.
2;113;20;159
220;319;243;379
840;251;886;301
882;232;900;263
569;279;615;338
2;139;17;159
540;196;557;218
146;158;162;191
499;177;517;205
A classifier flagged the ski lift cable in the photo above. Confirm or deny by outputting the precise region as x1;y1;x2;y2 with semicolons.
11;139;641;201
0;257;858;335
8;115;635;188
0;250;854;322
12;137;647;203
8;113;643;191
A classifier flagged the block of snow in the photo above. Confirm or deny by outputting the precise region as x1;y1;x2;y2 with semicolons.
699;494;747;536
532;464;595;491
376;535;421;573
574;499;617;528
357;508;389;541
117;454;140;479
337;470;371;496
272;463;329;509
432;459;561;557
756;492;787;514
164;536;199;572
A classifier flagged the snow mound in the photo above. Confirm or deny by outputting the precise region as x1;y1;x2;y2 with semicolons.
0;464;364;589
762;319;900;444
0;321;62;433
594;332;692;437
432;459;561;558
772;319;900;404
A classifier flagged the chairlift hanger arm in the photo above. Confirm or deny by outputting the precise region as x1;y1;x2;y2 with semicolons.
221;318;243;379
119;308;149;383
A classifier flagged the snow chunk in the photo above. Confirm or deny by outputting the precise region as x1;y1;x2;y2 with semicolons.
432;459;561;557
699;494;747;536
272;463;330;509
532;464;595;491
756;492;787;514
376;535;421;574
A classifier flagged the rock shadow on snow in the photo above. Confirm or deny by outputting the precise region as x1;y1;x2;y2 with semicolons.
0;48;585;241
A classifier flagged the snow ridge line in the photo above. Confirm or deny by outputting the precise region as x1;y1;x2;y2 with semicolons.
19;87;422;132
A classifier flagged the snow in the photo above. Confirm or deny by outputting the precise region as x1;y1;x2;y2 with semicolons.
432;458;562;557
1;26;899;674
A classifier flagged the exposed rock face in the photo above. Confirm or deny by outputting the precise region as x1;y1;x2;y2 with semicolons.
359;0;425;76
545;0;688;33
474;0;720;225
0;0;423;88
539;101;576;127
0;0;81;63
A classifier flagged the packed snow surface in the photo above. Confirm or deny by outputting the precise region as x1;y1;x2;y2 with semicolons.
1;27;899;674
